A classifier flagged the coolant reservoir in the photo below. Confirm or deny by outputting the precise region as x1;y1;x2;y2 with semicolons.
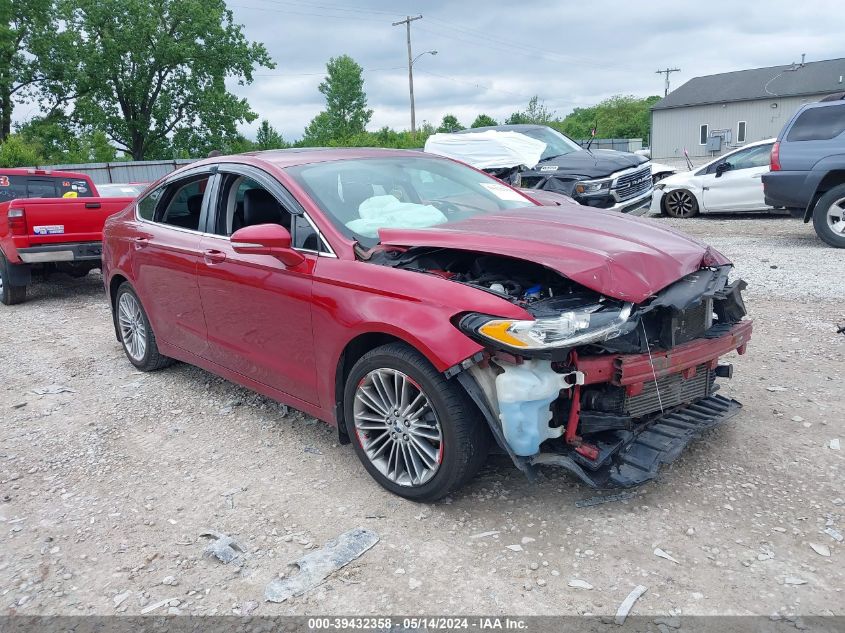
495;359;570;456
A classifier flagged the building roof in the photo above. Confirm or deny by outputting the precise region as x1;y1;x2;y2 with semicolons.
652;57;845;110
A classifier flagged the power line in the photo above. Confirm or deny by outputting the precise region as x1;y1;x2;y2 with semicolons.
253;66;404;77
655;67;681;96
392;15;424;134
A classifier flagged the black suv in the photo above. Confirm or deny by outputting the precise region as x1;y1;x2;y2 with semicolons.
762;94;845;248
457;125;653;214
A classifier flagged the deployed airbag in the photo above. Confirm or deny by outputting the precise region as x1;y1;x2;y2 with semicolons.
347;195;447;238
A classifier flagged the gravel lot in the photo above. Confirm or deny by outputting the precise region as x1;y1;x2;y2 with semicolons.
0;212;842;620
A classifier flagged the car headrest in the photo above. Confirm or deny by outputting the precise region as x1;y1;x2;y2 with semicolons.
186;194;203;216
243;188;283;227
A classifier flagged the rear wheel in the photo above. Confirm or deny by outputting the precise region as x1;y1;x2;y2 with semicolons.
344;342;490;501
812;184;845;248
663;189;700;218
115;283;174;371
0;253;27;306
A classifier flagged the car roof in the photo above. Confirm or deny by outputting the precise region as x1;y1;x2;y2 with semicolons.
0;168;91;178
205;147;430;170
455;124;546;134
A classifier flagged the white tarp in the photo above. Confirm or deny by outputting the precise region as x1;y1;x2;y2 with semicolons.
424;130;547;170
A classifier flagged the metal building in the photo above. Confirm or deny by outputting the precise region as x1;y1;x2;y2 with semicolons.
651;57;845;160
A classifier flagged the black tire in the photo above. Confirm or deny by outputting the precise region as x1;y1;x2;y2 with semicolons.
343;342;491;502
114;282;174;371
0;252;27;306
811;183;845;248
662;188;700;218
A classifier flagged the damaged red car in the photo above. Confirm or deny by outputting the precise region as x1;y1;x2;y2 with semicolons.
102;148;752;501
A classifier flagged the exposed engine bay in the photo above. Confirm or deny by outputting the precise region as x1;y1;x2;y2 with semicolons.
368;245;752;489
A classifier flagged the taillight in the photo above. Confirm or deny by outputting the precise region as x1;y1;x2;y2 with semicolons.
770;141;781;171
8;207;26;235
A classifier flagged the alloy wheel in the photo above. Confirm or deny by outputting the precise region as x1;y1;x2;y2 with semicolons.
352;368;443;487
826;197;845;236
664;190;698;217
118;292;147;362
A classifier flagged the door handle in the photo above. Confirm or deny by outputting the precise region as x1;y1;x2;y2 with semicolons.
85;202;101;209
132;237;150;249
203;249;227;264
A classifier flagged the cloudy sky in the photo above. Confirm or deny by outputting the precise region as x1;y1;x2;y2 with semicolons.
230;0;844;140
13;0;844;141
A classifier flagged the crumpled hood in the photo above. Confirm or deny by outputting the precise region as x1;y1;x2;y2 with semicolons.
378;206;731;303
530;149;648;178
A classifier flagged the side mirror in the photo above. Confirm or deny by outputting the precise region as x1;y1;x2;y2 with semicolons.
715;162;732;177
231;223;305;267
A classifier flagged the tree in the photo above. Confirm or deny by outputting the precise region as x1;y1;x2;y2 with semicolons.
302;55;372;145
255;119;286;150
0;0;54;141
554;95;660;140
17;114;117;164
437;114;462;133
506;96;555;126
470;114;498;128
41;0;273;160
0;133;43;167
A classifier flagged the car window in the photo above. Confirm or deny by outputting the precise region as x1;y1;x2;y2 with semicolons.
157;177;210;231
727;145;772;170
25;179;57;198
287;156;535;248
212;175;296;239
786;105;845;142
137;187;164;221
56;178;93;198
0;175;26;202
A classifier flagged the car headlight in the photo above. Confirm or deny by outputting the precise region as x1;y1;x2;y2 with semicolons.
460;303;633;351
574;178;611;195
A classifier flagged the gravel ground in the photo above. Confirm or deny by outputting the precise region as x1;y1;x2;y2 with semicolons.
0;212;842;620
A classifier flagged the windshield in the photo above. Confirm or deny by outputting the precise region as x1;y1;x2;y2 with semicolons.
287;156;537;247
518;127;582;161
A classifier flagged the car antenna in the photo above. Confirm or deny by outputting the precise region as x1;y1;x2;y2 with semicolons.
683;148;693;171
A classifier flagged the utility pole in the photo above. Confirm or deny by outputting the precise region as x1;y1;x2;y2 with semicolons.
393;14;423;134
655;68;681;97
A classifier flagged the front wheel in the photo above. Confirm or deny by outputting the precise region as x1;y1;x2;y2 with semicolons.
343;342;491;501
0;253;27;306
662;189;700;218
812;184;845;248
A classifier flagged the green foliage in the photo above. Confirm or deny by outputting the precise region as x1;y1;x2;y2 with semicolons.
505;96;555;126
553;95;660;140
0;133;42;167
437;114;463;133
255;119;287;150
17;114;117;164
40;0;273;160
0;0;55;140
302;55;372;145
470;113;498;128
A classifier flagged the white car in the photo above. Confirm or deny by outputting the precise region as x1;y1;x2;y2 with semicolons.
651;138;775;217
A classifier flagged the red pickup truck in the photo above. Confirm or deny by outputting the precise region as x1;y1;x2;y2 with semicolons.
0;168;136;305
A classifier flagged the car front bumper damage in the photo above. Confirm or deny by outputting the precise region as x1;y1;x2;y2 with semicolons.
456;319;752;489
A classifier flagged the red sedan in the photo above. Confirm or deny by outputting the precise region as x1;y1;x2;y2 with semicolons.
102;148;751;501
